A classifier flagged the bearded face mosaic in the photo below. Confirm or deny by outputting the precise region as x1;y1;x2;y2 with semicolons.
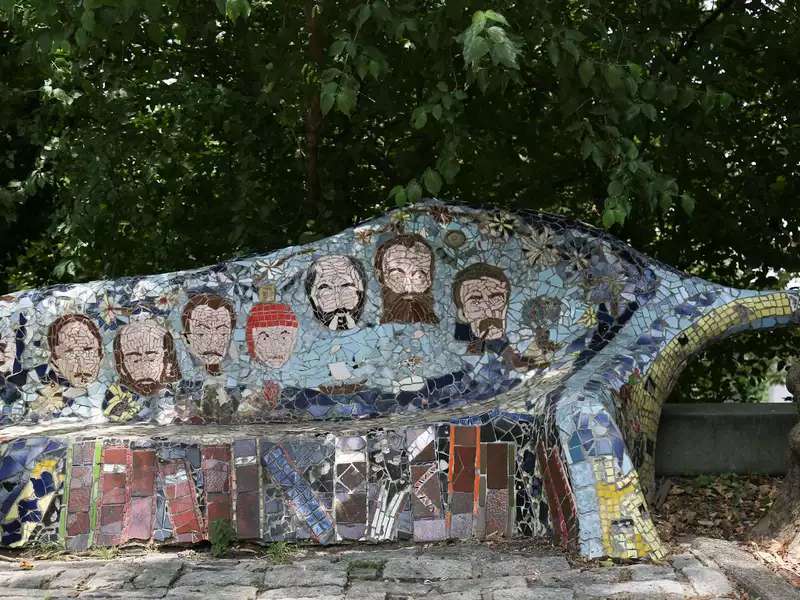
1;202;798;559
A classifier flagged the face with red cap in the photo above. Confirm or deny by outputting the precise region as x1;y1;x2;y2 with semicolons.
246;304;299;369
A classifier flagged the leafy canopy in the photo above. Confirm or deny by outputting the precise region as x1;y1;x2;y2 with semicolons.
0;0;798;401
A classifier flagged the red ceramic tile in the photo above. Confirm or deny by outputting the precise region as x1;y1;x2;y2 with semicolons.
125;496;154;541
235;491;259;539
451;446;476;493
68;486;91;511
486;444;509;490
236;465;258;493
131;450;156;496
67;511;90;536
103;446;128;464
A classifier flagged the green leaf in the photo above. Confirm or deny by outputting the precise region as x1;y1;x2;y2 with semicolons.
336;84;357;115
625;104;641;120
604;65;624;91
591;146;605;170
407;179;423;203
388;185;404;200
144;0;163;20
580;136;594;160
320;82;337;116
640;80;657;101
464;36;490;67
422;168;442;195
483;10;509;26
471;11;487;33
680;192;695;216
659;83;678;106
80;10;95;33
368;60;381;80
641;103;657;121
602;208;617;228
436;81;448;93
547;40;560;67
719;92;733;110
226;0;251;22
431;104;443;120
355;4;371;28
607;179;625;197
677;87;697;110
578;60;595;87
411;107;427;129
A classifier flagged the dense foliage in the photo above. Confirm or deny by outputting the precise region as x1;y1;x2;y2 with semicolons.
1;0;798;401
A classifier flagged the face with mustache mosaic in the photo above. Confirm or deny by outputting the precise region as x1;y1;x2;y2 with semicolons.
49;315;103;388
182;294;235;374
306;255;366;331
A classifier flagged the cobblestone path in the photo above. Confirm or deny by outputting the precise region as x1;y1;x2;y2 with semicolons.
0;538;791;599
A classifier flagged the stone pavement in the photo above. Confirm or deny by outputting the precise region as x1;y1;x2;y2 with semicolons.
0;538;794;600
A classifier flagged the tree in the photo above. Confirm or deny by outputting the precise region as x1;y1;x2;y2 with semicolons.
0;0;798;403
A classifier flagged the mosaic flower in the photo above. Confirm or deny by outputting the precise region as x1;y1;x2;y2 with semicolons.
428;205;453;226
253;259;285;282
479;211;519;240
97;293;126;330
28;382;63;415
520;226;561;268
354;226;377;245
103;384;139;423
556;235;594;283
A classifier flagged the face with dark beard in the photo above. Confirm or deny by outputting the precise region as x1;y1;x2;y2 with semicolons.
306;256;366;331
376;236;439;325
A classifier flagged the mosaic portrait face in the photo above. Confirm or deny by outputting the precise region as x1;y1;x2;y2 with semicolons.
0;325;15;376
182;295;235;373
453;264;511;342
375;235;439;325
246;303;299;369
114;321;178;395
49;316;103;388
458;277;509;340
306;256;366;331
252;325;298;368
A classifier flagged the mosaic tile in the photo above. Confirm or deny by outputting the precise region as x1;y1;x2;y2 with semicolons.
1;202;797;560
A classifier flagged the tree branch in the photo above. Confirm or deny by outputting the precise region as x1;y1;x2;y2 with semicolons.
671;0;738;64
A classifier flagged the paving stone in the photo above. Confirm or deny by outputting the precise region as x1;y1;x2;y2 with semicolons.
346;580;432;598
690;537;800;600
264;564;348;588
683;565;735;597
493;588;574;600
625;563;677;581
3;568;66;589
173;565;264;588
166;585;258;599
78;590;168;599
382;558;473;580
670;553;704;570
46;565;97;590
536;567;621;586
576;579;690;599
257;585;344;599
427;590;482;600
129;560;184;589
81;563;141;591
434;575;528;593
479;557;570;578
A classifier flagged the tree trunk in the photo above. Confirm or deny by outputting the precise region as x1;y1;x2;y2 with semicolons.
304;0;323;212
753;420;800;556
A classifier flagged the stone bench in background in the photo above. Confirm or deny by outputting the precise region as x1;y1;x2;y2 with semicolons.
1;201;796;560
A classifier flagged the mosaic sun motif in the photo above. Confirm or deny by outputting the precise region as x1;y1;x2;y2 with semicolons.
1;202;797;560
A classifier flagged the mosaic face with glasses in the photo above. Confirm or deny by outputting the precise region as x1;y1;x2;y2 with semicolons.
452;263;510;344
48;314;103;388
305;256;367;331
374;234;439;325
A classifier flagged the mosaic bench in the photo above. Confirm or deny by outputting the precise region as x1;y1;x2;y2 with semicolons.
1;202;796;560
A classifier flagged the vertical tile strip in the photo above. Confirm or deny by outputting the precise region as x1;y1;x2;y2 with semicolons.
233;440;260;540
87;439;103;548
201;444;232;535
58;442;73;545
126;449;157;542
